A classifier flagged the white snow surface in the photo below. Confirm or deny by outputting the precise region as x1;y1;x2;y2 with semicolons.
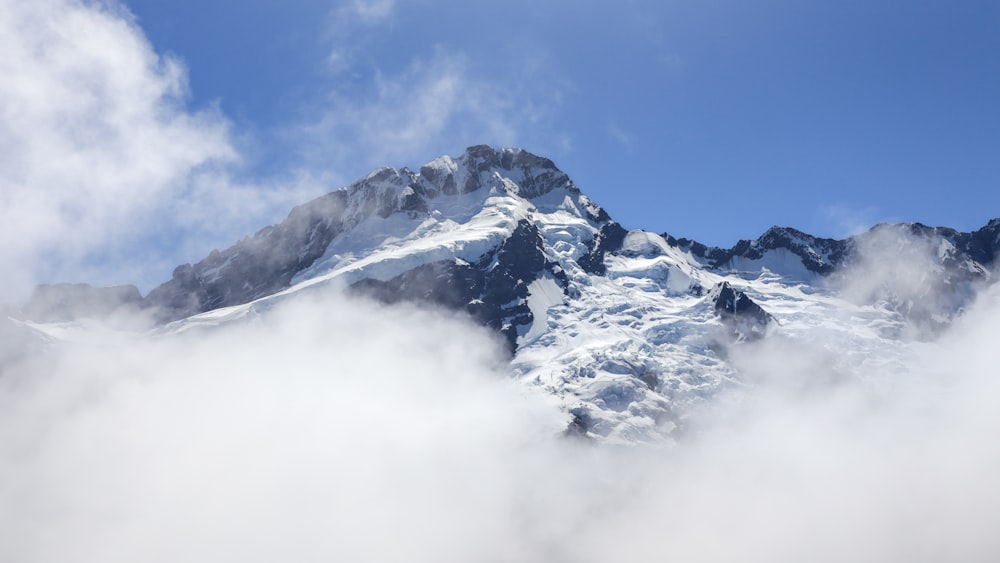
24;150;926;444
720;248;822;283
521;272;565;344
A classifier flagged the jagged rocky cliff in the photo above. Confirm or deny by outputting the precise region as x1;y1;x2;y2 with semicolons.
142;146;610;329
19;146;1000;442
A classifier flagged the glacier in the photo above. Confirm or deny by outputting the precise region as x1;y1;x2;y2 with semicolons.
12;145;1000;444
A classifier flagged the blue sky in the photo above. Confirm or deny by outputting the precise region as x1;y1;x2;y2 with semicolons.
127;0;1000;241
2;0;999;296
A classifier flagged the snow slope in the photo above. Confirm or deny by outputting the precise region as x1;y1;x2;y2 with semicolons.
16;146;999;443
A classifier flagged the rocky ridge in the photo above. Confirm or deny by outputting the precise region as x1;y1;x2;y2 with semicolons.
17;146;1000;442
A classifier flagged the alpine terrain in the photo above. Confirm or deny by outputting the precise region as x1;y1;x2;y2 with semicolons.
15;145;1000;443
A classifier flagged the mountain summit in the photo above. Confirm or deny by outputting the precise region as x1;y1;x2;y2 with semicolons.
20;145;1000;442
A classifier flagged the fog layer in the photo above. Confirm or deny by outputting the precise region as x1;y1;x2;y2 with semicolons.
2;282;1000;562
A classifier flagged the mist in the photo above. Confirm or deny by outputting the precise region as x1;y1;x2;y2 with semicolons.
0;291;569;562
3;2;999;561
2;278;1000;562
0;0;323;300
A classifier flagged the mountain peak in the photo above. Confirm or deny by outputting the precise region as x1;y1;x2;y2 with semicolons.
350;146;575;207
17;144;1000;444
135;146;613;323
455;145;575;199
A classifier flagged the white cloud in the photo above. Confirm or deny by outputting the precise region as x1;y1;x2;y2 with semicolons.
0;290;569;562
347;0;395;25
0;0;317;299
0;0;223;295
3;260;1000;561
7;6;997;558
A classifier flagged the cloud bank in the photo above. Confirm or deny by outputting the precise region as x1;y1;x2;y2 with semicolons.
0;0;225;294
0;291;567;562
0;0;321;299
3;2;999;561
2;280;1000;562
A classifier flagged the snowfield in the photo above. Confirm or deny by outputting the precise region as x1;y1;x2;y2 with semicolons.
11;146;996;444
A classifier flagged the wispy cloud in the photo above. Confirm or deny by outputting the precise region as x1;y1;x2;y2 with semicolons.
608;120;637;151
324;0;397;73
300;47;570;180
309;2;575;177
820;203;889;238
346;0;396;25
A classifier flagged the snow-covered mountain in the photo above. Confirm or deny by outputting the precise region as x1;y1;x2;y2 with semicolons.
17;145;1000;443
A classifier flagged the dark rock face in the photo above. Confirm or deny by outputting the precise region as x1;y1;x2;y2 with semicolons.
26;142;1000;355
707;281;773;341
670;220;1000;281
144;191;349;322
667;226;847;275
456;144;576;198
563;408;594;440
579;221;628;275
22;283;142;322
669;219;1000;333
963;218;1000;265
352;220;566;354
140;145;584;324
755;227;847;274
885;221;1000;273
